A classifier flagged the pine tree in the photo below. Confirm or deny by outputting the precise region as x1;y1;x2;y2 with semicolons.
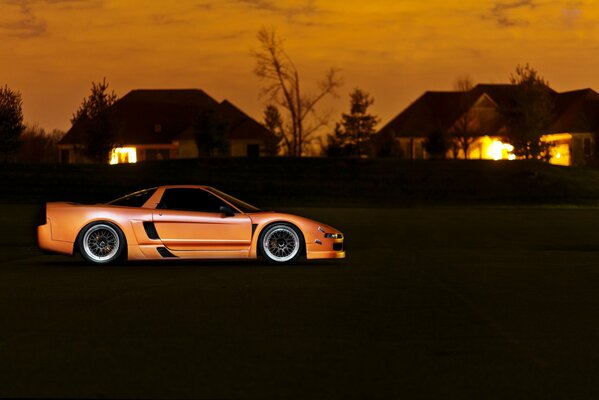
0;85;25;162
72;78;118;162
328;88;379;157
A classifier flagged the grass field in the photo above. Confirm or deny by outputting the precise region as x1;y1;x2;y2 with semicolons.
2;205;599;398
4;157;599;397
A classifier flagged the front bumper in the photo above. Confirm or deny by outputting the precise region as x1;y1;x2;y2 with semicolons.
306;250;346;259
306;233;345;260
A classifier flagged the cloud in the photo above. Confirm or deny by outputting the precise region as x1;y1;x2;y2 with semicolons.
0;1;47;38
562;4;583;28
232;0;320;21
0;0;103;38
487;0;536;27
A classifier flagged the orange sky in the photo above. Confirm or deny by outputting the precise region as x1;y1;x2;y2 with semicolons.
0;0;597;134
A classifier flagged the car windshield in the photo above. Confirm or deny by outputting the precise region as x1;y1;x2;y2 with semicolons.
107;188;157;207
206;188;261;213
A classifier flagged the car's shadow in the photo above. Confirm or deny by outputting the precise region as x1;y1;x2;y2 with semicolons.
39;255;342;269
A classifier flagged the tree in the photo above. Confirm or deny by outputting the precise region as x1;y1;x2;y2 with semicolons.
17;125;64;163
324;123;346;157
193;109;230;157
253;27;342;157
424;130;450;159
0;84;25;162
72;78;118;162
328;88;379;157
502;64;554;160
450;76;477;159
262;104;285;156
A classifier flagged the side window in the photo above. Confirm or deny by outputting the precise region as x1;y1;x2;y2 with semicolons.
108;188;157;208
158;188;232;213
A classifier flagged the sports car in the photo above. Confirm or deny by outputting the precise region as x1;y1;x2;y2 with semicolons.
37;185;345;265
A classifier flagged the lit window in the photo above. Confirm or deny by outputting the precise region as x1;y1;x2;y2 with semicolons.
485;139;514;161
109;147;137;164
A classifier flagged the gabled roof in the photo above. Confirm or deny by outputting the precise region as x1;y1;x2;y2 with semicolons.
376;91;466;138
215;100;274;140
550;88;599;133
377;83;599;141
60;89;270;146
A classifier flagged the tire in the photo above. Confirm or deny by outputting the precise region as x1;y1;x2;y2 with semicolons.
259;223;304;264
78;222;126;265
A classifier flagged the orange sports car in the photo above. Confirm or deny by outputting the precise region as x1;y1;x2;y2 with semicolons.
37;185;345;265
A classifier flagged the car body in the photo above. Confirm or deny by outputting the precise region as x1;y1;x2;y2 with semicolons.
37;185;345;264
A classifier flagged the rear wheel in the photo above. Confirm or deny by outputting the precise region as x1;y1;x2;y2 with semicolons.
259;223;303;264
78;222;125;265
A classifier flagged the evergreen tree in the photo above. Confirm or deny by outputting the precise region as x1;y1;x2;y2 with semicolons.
0;85;25;162
328;88;379;157
72;78;118;162
424;130;449;159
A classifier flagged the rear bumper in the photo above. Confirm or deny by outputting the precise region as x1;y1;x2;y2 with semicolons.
37;220;73;255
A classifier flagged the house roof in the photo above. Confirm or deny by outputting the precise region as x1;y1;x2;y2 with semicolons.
377;84;599;141
60;89;271;146
549;88;599;133
376;91;466;138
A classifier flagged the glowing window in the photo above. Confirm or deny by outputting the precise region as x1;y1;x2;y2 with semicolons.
109;147;137;164
484;139;514;161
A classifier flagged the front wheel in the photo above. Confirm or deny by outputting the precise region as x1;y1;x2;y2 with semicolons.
78;222;126;265
259;223;304;264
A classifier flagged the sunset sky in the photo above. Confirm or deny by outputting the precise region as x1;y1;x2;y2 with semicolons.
1;0;597;134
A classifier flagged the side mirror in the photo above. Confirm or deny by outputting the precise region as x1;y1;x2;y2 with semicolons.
219;205;235;217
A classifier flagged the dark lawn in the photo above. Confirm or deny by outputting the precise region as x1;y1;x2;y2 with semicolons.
1;205;599;398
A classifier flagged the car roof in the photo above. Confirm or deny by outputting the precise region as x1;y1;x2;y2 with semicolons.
158;185;212;190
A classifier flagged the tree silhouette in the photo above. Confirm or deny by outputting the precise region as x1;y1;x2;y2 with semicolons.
72;78;118;162
253;27;342;157
327;88;379;157
0;84;25;162
193;109;230;157
450;76;477;159
424;130;449;159
18;125;64;163
262;104;286;156
502;64;554;160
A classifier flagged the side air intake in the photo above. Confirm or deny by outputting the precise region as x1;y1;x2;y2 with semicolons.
143;221;160;239
156;247;177;258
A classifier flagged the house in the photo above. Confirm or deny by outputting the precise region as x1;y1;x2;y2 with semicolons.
374;84;599;166
57;89;276;164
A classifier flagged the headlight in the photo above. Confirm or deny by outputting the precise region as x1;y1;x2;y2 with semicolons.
324;233;342;239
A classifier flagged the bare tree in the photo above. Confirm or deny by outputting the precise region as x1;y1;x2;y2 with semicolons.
18;125;64;163
253;27;342;157
262;104;285;156
450;76;477;159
